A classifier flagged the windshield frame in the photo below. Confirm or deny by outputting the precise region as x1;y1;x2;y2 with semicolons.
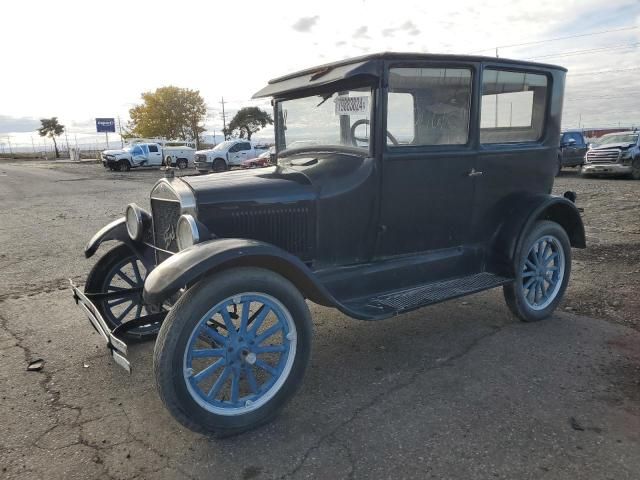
274;82;377;159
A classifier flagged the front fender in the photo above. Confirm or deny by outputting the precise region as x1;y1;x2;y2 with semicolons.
490;194;586;276
84;217;155;270
142;238;336;308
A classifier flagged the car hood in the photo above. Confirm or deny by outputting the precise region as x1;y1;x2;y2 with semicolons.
102;149;127;155
591;142;635;150
195;149;217;155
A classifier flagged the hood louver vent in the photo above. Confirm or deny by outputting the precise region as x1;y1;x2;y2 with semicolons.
220;206;315;260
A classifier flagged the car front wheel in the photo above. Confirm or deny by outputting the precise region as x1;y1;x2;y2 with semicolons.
154;267;312;436
503;220;571;322
631;159;640;180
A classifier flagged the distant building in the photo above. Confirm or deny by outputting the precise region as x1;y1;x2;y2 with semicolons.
581;127;636;138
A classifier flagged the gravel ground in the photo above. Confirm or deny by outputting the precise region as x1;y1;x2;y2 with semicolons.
0;159;638;480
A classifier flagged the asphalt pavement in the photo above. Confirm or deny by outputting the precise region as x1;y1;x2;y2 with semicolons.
0;161;638;480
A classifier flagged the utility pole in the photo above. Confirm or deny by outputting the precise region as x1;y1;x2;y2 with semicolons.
65;131;70;154
117;116;124;147
220;97;227;140
509;102;513;127
578;113;582;129
31;136;36;154
7;137;13;155
495;47;499;58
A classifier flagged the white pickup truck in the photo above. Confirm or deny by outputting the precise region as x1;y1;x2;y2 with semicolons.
194;140;267;173
101;142;195;171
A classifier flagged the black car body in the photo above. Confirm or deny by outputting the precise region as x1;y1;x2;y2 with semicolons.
72;53;585;435
582;131;640;178
559;130;588;170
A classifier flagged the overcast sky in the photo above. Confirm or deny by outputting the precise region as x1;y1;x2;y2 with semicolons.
1;0;638;146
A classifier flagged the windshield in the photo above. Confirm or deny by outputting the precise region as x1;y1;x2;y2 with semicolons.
593;133;638;146
276;87;372;154
123;146;133;152
213;140;235;151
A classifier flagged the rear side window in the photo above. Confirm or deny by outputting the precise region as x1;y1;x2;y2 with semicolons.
387;67;472;146
148;145;159;153
240;142;251;151
480;69;548;143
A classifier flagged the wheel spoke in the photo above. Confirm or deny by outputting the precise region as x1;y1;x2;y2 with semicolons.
245;366;259;394
248;305;271;334
254;323;283;345
131;260;143;284
108;296;131;308
115;301;135;322
191;348;225;358
207;366;231;399
545;253;559;265
525;259;536;271
116;270;136;287
239;300;250;334
254;344;287;354
522;270;536;278
220;307;237;338
254;359;277;376
230;369;240;404
135;303;143;318
523;277;536;291
193;357;225;383
201;325;228;345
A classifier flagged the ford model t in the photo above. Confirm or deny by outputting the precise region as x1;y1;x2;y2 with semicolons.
71;53;585;436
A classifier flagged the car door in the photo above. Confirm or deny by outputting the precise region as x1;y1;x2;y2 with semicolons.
376;63;478;276
228;142;252;165
131;145;146;165
147;144;163;165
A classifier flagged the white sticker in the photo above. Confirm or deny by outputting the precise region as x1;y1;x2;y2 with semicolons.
334;96;369;116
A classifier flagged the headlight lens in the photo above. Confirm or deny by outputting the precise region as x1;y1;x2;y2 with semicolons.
125;204;143;241
176;214;200;250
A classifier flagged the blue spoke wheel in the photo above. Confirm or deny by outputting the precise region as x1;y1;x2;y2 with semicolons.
503;221;571;322
154;267;312;436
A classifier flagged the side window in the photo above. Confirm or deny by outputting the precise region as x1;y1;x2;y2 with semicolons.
132;146;143;156
240;142;251;151
480;69;548;143
148;145;159;153
229;144;240;153
569;133;583;145
387;67;472;146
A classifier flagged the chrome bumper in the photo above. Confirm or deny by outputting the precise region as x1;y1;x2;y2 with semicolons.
70;280;131;372
582;163;632;175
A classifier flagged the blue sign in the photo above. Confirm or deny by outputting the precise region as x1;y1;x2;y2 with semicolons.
96;118;116;133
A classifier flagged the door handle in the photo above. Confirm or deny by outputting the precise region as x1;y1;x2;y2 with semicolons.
468;168;483;177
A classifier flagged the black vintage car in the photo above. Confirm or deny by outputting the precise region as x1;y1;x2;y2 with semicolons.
72;53;585;436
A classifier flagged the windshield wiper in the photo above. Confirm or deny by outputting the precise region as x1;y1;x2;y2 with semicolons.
316;93;333;107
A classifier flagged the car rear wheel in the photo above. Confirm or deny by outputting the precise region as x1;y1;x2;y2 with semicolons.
212;158;227;173
154;267;312;437
503;220;571;322
85;244;162;340
177;159;188;169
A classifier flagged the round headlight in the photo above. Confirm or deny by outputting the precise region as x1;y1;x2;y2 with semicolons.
125;204;143;241
177;214;200;250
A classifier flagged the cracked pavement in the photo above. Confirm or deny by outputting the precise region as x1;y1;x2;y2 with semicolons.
1;161;639;479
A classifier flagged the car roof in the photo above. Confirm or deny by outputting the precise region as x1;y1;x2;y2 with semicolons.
252;51;567;99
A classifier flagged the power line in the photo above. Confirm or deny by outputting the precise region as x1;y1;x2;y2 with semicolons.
469;25;639;54
525;42;639;60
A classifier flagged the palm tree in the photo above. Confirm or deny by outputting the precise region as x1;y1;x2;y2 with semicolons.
38;117;65;158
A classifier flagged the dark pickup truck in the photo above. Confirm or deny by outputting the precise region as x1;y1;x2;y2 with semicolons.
558;130;588;174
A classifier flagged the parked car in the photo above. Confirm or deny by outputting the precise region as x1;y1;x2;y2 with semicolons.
558;130;588;174
582;131;640;179
101;143;195;171
194;140;267;173
72;53;584;437
240;148;275;169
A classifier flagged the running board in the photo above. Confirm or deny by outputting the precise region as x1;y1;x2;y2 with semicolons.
343;272;512;319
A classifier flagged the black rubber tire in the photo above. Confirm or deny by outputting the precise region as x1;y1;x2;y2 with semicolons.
113;163;122;172
177;159;188;170
631;159;640;180
212;158;227;173
154;267;312;437
85;244;160;340
164;156;173;167
120;160;131;172
503;220;571;322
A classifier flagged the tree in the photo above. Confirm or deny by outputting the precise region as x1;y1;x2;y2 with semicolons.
38;117;65;158
225;107;273;141
127;86;207;149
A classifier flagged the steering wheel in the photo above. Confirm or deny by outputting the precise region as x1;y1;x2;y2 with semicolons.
350;119;399;146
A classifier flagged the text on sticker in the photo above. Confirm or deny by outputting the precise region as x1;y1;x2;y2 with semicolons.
335;96;369;116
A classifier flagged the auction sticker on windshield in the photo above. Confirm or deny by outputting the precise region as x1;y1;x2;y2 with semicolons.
335;96;369;115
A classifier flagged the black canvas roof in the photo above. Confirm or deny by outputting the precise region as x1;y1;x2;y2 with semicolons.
252;52;567;99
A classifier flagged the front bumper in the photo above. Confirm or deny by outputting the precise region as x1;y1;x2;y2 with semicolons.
195;161;211;171
582;163;632;175
70;281;131;372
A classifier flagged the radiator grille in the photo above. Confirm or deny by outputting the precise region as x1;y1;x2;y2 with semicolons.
586;149;620;164
150;198;181;262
